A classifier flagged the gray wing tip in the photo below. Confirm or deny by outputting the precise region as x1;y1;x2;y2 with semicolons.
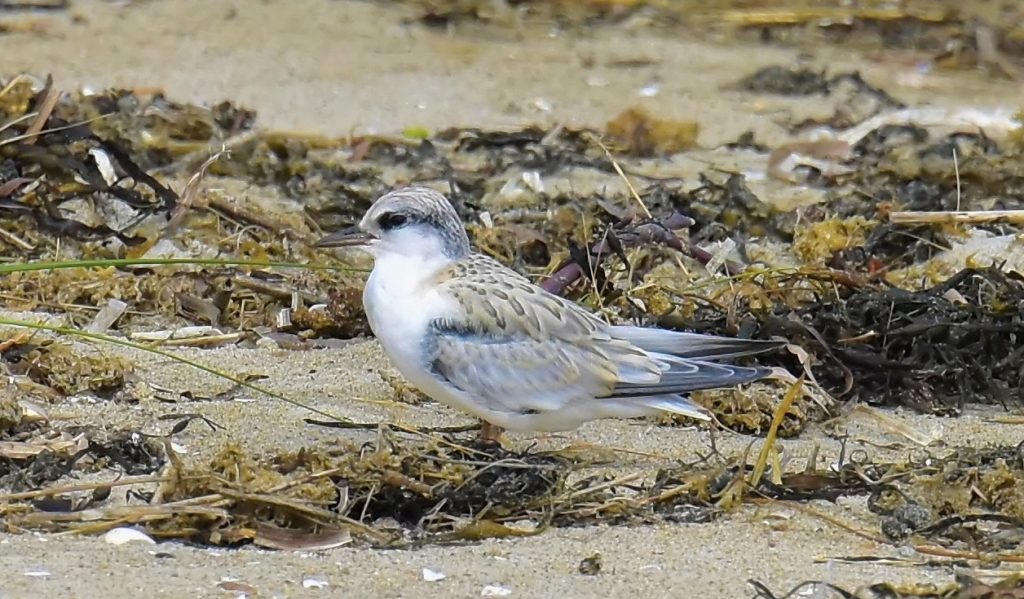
738;364;778;383
611;325;788;361
611;360;776;398
730;337;787;349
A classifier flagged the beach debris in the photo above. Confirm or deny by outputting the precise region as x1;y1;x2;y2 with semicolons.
302;576;329;590
889;209;1024;226
1;338;133;397
15;399;48;424
767;139;854;182
848;405;939;447
2;20;1024;564
605;107;699;156
422;568;446;582
750;571;1024;598
253;524;351;552
807;267;1024;410
217;580;259;595
128;326;246;348
578;553;602;575
84;299;128;333
103;527;156;546
735;66;830;96
481;584;512;597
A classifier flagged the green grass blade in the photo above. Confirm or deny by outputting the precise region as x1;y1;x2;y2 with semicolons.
0;257;367;274
0;316;351;424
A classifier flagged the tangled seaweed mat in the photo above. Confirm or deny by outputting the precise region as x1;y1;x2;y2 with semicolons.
4;70;1024;414
394;0;1024;74
750;572;1024;599
2;56;1024;571
3;399;1024;558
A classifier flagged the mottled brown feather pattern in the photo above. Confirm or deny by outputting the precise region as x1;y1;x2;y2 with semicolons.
432;254;603;340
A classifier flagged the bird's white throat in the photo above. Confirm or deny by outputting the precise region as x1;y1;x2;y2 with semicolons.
362;234;453;346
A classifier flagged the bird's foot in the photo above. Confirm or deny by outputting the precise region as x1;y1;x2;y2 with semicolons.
477;420;506;448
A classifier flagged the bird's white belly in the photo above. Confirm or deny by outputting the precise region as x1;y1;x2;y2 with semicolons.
362;256;486;419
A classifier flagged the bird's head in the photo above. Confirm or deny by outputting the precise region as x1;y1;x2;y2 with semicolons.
315;186;471;261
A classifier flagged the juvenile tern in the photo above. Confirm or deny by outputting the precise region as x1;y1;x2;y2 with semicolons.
317;186;781;440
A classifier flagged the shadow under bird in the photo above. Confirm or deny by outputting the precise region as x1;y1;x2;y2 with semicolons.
316;186;782;441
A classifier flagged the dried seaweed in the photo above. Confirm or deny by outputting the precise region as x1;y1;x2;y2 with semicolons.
0;78;366;331
0;82;184;247
750;572;1024;599
869;443;1024;551
390;0;1024;79
605;107;700;157
5;72;1024;420
689;266;1024;411
0;389;22;434
1;337;132;396
0;428;163;493
0;401;1021;559
804;267;1024;411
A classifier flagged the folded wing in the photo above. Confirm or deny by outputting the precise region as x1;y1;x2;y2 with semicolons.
425;255;778;417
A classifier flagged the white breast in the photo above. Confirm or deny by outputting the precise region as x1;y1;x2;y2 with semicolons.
363;252;448;387
361;250;509;423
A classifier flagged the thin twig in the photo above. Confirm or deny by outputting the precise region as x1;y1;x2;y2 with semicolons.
752;497;890;545
0;114;109;147
0;226;35;251
589;133;652;218
0;112;37;135
22;81;60;145
206;195;286;233
0;475;170;503
889;210;1024;225
914;545;1024;563
953;147;961;212
164;147;227;235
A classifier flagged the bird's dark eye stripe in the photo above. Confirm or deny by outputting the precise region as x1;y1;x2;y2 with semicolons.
378;212;409;230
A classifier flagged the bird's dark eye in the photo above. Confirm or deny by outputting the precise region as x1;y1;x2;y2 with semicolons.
377;212;408;230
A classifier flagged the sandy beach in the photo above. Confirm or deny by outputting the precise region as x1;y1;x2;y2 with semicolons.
1;1;1024;597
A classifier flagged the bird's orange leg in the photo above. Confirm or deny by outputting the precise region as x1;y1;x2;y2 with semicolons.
479;420;505;445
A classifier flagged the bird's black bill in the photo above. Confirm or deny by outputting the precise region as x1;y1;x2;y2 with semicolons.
315;226;374;248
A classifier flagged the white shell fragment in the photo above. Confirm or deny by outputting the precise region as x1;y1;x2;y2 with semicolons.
302;577;329;589
481;584;512;596
705;238;737;275
422;568;446;582
17;399;49;423
520;171;543;193
638;82;661;97
88;148;118;186
85;299;128;333
478;211;494;229
104;527;156;546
